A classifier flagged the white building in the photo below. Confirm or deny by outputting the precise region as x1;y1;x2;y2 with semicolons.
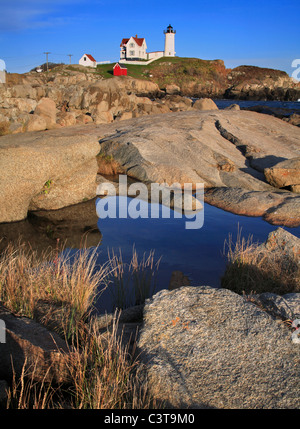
79;54;97;68
120;36;147;61
120;25;176;63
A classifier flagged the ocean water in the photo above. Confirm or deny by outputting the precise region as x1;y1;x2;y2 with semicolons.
213;98;300;113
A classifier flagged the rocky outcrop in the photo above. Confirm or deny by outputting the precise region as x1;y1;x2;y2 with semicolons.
264;157;300;192
0;302;72;384
0;127;99;222
96;109;300;226
193;98;218;111
225;65;300;101
137;286;300;409
258;227;300;265
145;59;300;101
2;62;299;138
1;109;300;225
0;71;170;135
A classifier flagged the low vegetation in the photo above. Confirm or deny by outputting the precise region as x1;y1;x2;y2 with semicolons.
108;248;161;309
0;241;161;409
222;230;300;295
96;56;228;88
1;225;299;408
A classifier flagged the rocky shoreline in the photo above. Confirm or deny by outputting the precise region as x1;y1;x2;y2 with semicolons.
0;67;300;409
1;64;300;137
0;108;299;227
1;226;299;408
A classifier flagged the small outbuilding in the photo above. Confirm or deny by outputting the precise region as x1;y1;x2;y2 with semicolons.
113;63;127;76
79;54;97;68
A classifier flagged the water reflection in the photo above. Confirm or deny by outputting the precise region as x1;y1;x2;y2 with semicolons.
0;198;102;255
1;196;299;314
95;196;300;312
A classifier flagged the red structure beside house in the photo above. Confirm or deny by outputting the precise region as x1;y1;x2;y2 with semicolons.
113;63;127;76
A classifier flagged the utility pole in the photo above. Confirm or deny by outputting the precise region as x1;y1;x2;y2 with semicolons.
43;52;51;71
68;54;73;65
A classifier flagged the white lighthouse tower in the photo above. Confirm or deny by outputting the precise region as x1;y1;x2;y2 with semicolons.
164;24;176;57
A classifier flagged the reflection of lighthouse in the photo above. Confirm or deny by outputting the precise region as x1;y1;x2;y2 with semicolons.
164;24;176;57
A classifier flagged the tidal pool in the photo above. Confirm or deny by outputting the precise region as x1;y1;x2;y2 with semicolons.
94;196;300;313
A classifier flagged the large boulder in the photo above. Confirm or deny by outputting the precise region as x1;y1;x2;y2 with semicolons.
97;110;300;226
56;111;77;127
193;98;218;110
34;97;57;129
165;84;181;95
261;227;300;259
1;109;300;225
0;303;72;384
264;157;300;191
0;127;99;222
137;286;300;409
25;114;47;132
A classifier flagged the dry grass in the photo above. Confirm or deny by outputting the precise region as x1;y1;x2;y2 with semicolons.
5;317;157;409
108;247;161;309
6;359;59;409
222;229;300;295
0;240;109;337
63;317;157;409
0;241;160;409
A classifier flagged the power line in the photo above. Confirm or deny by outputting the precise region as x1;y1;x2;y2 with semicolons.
43;52;51;71
67;54;73;64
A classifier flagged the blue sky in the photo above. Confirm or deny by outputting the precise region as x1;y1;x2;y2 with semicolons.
0;0;299;75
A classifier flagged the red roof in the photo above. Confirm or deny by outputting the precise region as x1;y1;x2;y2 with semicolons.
120;37;145;47
85;54;96;62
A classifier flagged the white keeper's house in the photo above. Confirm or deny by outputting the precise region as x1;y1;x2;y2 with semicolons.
120;36;147;61
120;24;176;64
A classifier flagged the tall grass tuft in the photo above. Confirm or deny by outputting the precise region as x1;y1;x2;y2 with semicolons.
0;241;160;409
5;315;158;409
108;247;161;310
64;316;158;409
222;229;300;295
6;359;59;409
0;240;110;339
